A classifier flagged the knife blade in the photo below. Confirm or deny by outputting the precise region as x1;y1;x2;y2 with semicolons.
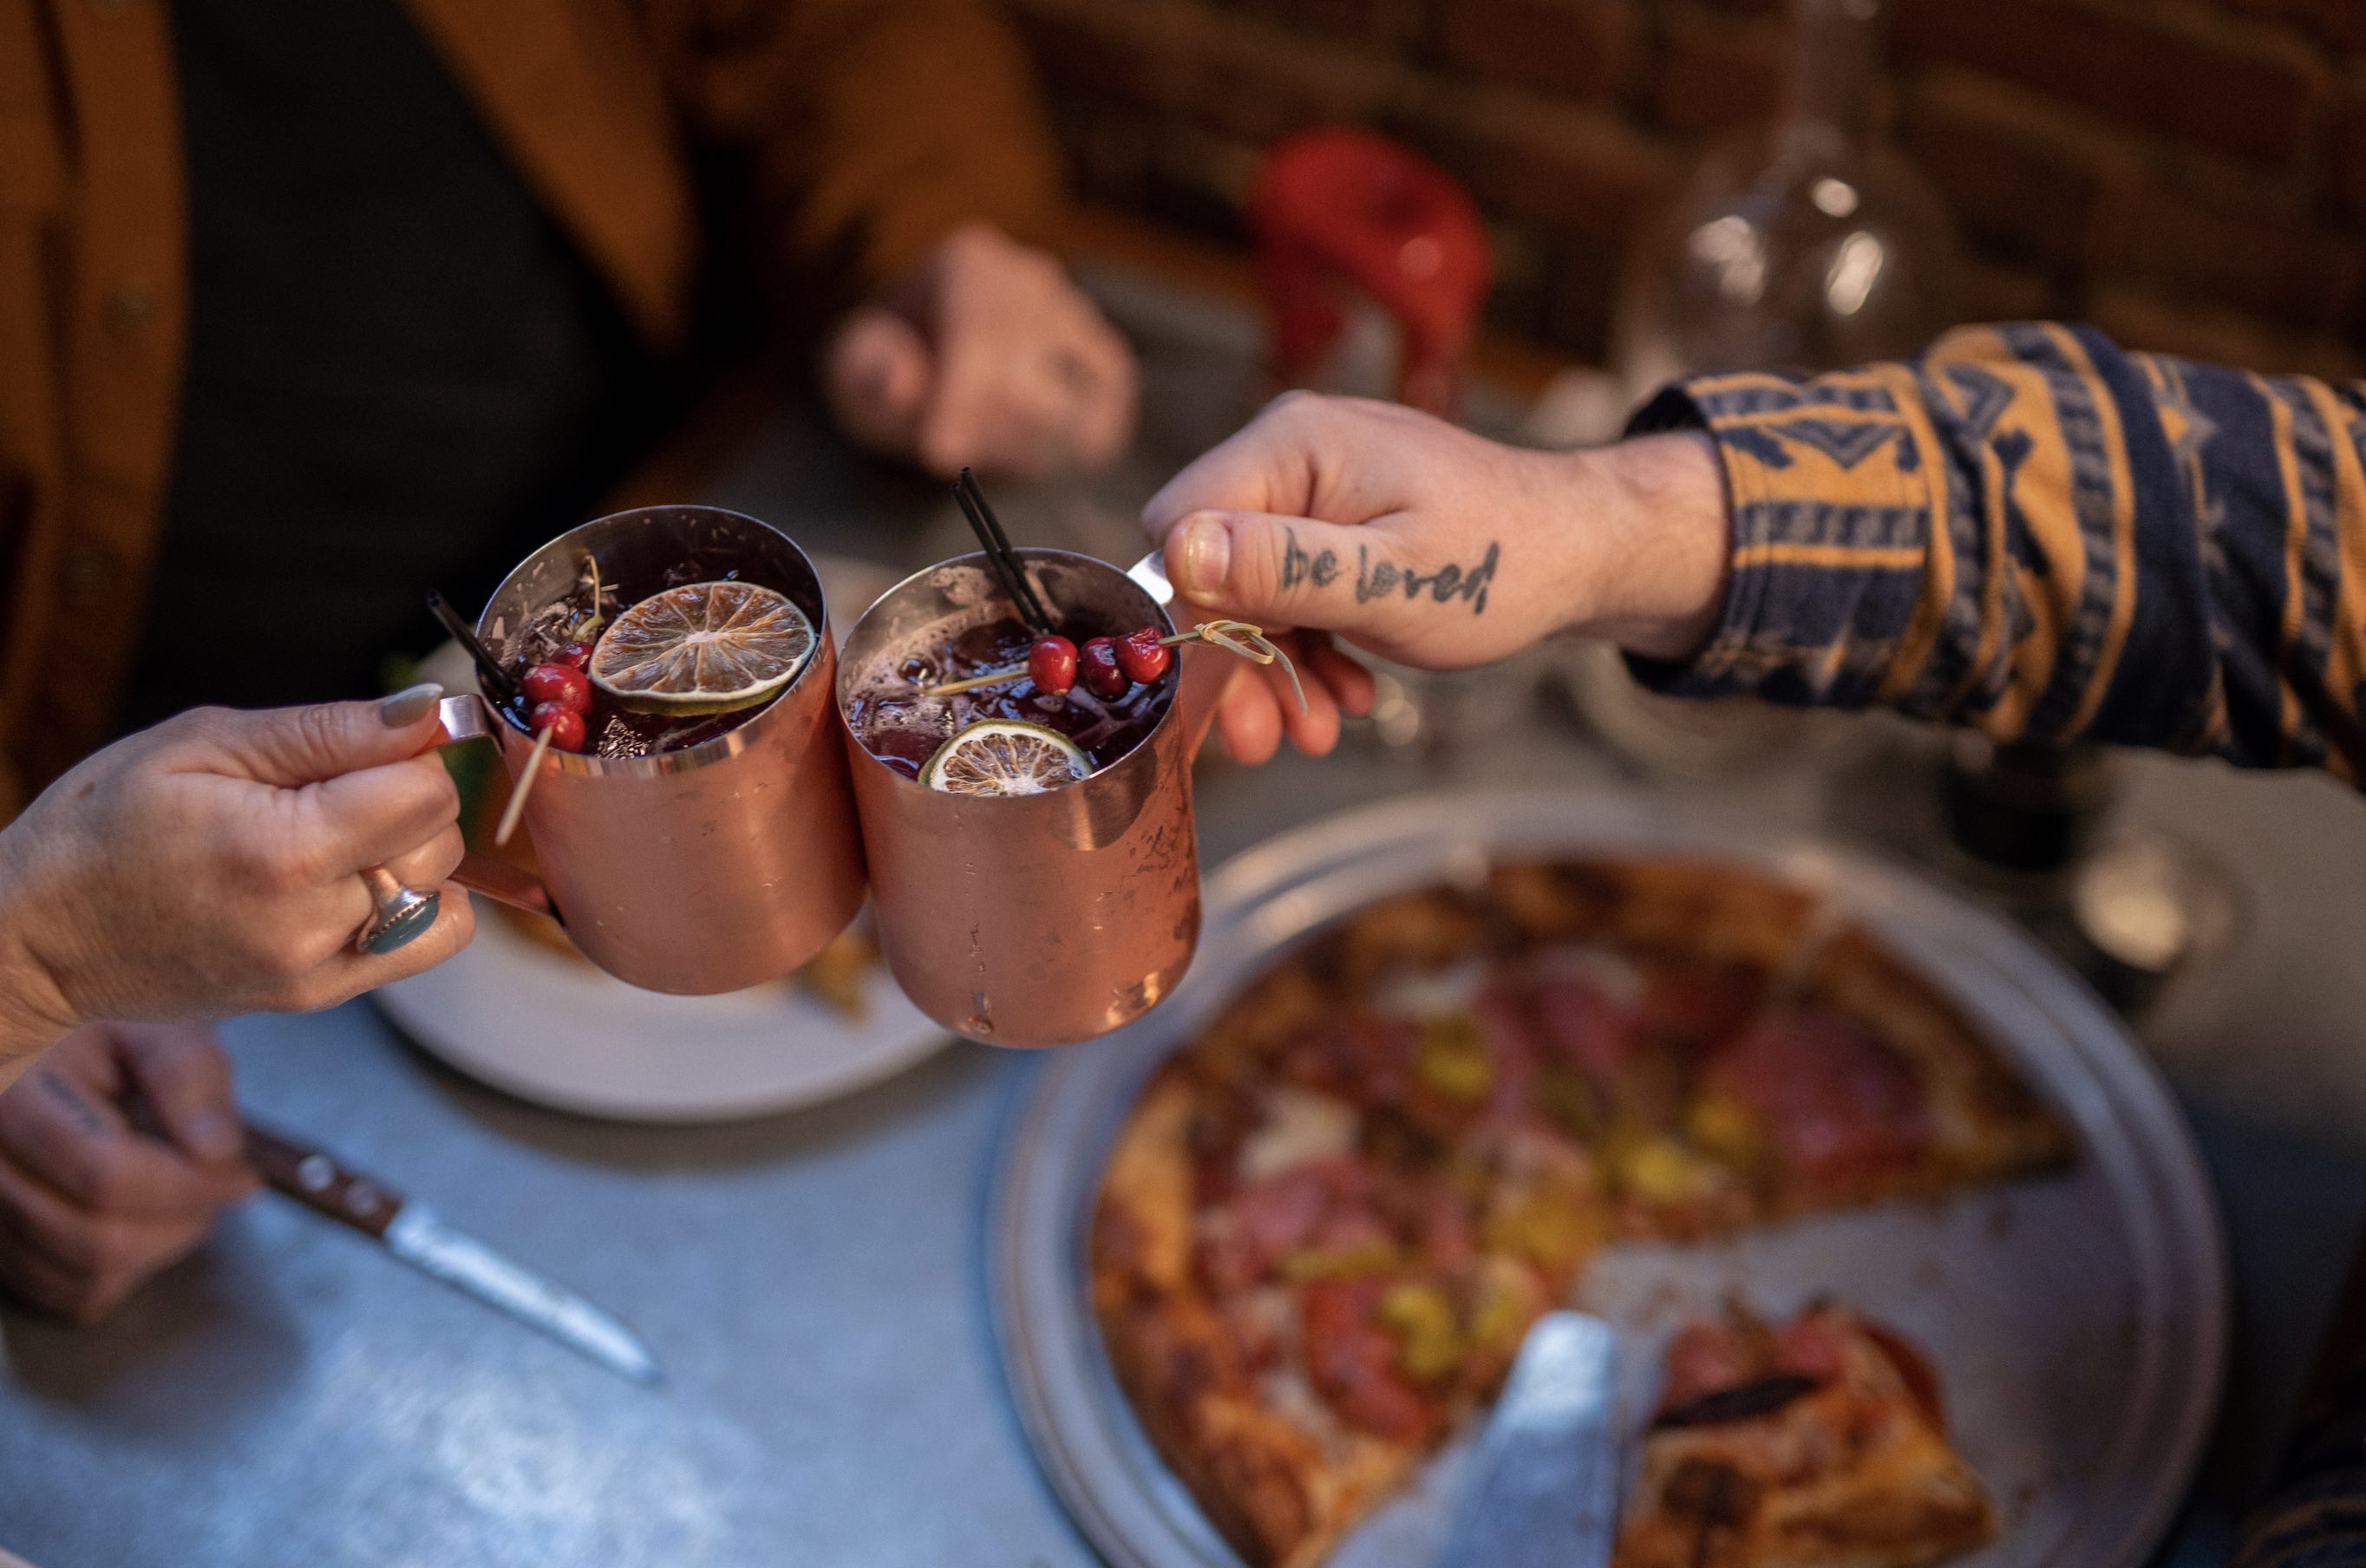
1435;1310;1622;1568
243;1120;661;1385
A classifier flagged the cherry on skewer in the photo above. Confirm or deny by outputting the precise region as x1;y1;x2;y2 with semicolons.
1079;637;1128;699
529;702;586;753
523;663;592;711
1114;626;1172;685
1029;635;1078;696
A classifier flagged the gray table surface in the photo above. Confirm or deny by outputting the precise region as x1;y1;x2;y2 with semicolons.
3;271;2363;1566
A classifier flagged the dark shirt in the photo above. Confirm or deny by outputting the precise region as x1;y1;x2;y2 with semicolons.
126;0;670;728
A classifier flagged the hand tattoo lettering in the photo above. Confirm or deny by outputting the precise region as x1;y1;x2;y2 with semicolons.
1279;528;1499;616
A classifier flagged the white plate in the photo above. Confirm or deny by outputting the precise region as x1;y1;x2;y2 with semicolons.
376;898;948;1122
991;786;2227;1568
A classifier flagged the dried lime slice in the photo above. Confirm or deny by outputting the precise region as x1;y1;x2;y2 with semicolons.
589;580;814;715
919;720;1091;796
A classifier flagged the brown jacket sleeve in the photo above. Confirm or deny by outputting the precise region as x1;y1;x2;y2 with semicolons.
637;0;1068;323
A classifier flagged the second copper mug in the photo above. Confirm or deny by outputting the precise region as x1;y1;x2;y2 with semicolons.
837;550;1228;1047
437;505;866;995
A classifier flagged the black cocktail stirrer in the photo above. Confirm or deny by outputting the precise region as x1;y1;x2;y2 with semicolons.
425;590;526;713
952;467;1054;635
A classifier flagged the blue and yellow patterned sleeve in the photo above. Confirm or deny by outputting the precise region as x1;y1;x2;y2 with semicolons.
1630;323;2366;782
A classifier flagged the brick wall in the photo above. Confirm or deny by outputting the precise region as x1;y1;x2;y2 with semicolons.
1007;0;2366;377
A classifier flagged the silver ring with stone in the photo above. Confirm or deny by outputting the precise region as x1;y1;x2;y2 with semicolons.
356;864;440;956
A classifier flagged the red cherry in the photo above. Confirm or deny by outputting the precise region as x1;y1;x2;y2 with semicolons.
1029;635;1078;696
529;702;586;752
1079;636;1129;699
1114;626;1173;685
555;640;593;670
523;663;592;711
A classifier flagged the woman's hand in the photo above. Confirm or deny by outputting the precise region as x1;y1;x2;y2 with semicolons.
0;690;474;1058
0;1021;256;1323
1142;394;1731;762
825;224;1137;479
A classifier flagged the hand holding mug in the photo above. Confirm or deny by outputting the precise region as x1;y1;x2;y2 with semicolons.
0;689;473;1061
1142;393;1731;762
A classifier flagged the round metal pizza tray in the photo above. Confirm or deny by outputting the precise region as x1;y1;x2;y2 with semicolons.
990;786;2227;1568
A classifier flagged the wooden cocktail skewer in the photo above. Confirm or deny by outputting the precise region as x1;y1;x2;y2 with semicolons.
915;619;1308;713
493;722;556;847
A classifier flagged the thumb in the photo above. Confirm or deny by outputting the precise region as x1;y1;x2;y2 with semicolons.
212;687;447;787
1160;510;1430;636
825;306;931;458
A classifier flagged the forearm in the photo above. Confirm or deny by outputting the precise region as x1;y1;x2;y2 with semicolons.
1619;324;2366;781
657;0;1066;317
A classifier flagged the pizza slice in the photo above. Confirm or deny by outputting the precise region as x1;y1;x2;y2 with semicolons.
1617;1303;1997;1568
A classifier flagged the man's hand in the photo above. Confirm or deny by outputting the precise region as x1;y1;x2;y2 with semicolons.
1142;394;1732;762
0;691;474;1051
824;224;1137;479
0;1022;256;1323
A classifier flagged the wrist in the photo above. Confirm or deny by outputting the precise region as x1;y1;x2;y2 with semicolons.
0;828;86;1062
1552;431;1732;661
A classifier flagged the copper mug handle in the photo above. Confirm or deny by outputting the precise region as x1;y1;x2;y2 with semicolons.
427;695;559;918
1132;550;1247;757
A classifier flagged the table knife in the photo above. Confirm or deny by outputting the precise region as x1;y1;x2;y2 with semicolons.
1435;1310;1622;1568
244;1120;661;1385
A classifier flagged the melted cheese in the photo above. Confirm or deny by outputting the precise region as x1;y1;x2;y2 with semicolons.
1239;1087;1358;1182
1370;957;1489;1020
1531;942;1647;1008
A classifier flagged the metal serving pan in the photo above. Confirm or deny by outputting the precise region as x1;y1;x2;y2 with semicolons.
991;787;2227;1568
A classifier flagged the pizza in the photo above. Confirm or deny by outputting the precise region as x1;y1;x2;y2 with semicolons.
1621;1303;1995;1568
1088;858;2072;1568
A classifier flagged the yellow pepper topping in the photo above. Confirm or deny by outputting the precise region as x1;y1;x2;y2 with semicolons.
1416;1014;1493;1101
1616;1133;1715;1204
1686;1091;1765;1169
1378;1280;1462;1381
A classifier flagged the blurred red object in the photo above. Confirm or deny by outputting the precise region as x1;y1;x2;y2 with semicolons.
1249;128;1492;417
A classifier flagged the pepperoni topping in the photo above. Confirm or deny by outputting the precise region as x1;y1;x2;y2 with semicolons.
1635;962;1762;1050
1280;1016;1417;1107
1704;1012;1931;1195
1533;977;1637;1086
1199;1158;1363;1290
1472;987;1544;1122
1300;1279;1441;1443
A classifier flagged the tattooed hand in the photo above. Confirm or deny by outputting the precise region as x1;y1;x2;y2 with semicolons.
1144;393;1730;762
0;1022;256;1323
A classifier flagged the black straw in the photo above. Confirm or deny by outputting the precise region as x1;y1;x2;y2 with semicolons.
426;590;526;710
953;467;1054;634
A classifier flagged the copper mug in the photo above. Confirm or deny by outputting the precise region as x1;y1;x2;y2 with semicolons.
434;505;866;995
837;550;1229;1047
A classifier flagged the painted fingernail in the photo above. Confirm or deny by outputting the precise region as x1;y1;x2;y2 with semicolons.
186;1110;242;1163
379;683;442;728
1176;517;1231;597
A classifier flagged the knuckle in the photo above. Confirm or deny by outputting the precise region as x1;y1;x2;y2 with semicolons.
75;1152;136;1212
290;702;348;761
246;924;328;988
1265;388;1324;422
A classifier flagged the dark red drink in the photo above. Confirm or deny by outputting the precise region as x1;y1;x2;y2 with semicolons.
844;611;1175;781
502;549;811;760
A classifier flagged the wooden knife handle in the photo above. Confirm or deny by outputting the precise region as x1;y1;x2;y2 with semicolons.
243;1120;405;1238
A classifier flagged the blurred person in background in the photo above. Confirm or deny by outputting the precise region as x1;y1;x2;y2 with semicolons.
0;0;1131;1318
1145;321;2363;1566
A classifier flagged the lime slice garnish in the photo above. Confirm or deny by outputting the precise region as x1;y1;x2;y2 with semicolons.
589;581;814;715
919;720;1091;796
